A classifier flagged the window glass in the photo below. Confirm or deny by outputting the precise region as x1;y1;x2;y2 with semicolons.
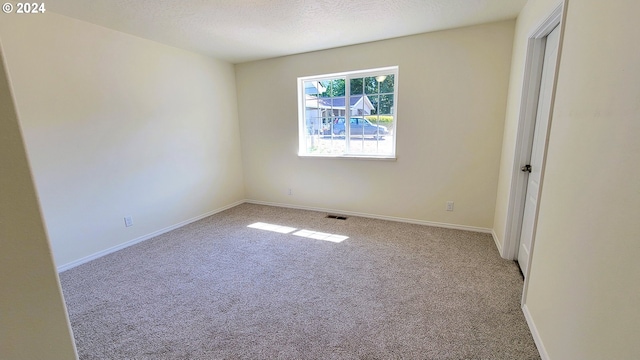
299;67;398;158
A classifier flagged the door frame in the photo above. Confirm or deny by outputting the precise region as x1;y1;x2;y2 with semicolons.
502;3;566;300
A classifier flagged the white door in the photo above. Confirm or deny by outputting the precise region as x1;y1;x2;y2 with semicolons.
517;25;560;276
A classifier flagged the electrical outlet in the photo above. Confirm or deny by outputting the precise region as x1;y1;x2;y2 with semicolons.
446;201;454;212
124;216;133;227
287;188;293;196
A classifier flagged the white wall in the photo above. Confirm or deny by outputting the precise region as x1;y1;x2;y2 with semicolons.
236;21;515;229
0;44;77;359
494;0;640;358
0;12;245;268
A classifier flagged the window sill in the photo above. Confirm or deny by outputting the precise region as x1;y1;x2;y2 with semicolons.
298;154;397;161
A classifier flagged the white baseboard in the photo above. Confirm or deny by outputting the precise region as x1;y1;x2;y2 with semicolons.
245;199;493;234
58;199;495;272
523;304;549;360
491;229;504;256
56;200;244;272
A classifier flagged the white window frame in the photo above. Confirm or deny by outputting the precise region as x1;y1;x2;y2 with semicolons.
297;66;398;159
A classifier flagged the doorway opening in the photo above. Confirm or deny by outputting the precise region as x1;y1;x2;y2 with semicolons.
502;4;564;287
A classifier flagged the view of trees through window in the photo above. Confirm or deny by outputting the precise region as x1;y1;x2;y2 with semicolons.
299;67;398;158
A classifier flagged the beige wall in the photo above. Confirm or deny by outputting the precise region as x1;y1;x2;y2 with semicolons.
495;0;640;358
6;4;637;357
524;0;640;358
0;12;245;267
236;21;515;229
0;44;77;359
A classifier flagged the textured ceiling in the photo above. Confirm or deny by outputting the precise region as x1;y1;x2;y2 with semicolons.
47;0;527;63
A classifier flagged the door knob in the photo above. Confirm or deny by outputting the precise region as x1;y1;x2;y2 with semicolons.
521;165;532;173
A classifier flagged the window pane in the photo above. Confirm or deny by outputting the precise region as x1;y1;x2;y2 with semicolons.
304;81;319;95
380;74;394;93
318;80;331;97
351;94;369;116
304;105;322;134
328;97;345;117
369;95;379;115
380;94;394;115
350;78;363;95
303;115;346;155
364;77;378;95
331;96;345;107
303;133;346;155
322;78;345;97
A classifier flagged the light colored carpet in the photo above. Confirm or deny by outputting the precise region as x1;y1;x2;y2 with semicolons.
59;203;540;359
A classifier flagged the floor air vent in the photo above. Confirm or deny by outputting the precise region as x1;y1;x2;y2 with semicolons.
326;215;348;220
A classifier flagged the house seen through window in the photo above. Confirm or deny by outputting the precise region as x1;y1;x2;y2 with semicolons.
298;66;398;158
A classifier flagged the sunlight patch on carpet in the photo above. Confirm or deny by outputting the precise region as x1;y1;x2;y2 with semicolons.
293;229;348;243
247;222;348;243
247;222;297;234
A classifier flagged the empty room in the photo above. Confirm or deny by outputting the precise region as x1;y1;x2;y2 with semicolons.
1;0;638;359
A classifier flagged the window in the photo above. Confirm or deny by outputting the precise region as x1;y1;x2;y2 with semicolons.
298;66;398;158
